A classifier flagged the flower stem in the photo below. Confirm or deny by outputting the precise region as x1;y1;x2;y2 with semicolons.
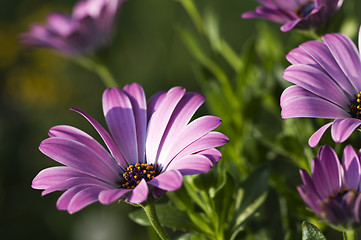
344;230;356;240
73;57;118;88
141;202;170;240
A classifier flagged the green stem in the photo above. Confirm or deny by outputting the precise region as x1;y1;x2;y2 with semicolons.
344;230;356;240
141;202;170;240
73;57;118;88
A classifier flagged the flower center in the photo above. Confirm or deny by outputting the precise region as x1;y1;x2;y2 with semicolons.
120;163;156;189
323;188;361;226
295;1;315;18
349;91;361;119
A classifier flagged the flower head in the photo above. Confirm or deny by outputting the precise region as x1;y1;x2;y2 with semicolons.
242;0;343;32
20;0;125;55
281;26;361;147
298;145;361;228
32;83;228;213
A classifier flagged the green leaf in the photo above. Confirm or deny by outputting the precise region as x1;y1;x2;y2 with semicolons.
177;27;238;109
213;171;236;232
129;203;197;231
188;212;214;236
230;165;269;239
167;185;195;212
176;233;208;240
302;221;326;240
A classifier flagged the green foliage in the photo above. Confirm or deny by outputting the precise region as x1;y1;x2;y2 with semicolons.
302;222;327;240
129;203;198;232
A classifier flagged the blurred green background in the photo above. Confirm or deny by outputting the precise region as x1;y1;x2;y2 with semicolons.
1;0;361;239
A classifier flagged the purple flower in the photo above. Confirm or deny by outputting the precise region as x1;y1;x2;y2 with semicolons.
281;26;361;147
298;145;361;227
32;83;228;214
20;0;125;55
242;0;343;32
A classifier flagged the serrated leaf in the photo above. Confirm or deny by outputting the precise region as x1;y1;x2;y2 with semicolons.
302;221;326;240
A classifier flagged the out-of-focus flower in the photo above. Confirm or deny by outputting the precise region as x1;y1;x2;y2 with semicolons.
281;26;361;147
32;83;228;214
298;145;361;228
20;0;125;55
242;0;343;32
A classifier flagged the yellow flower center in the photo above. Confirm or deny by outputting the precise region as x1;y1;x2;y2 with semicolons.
349;91;361;119
120;163;156;189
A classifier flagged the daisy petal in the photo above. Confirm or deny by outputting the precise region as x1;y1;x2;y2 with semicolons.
281;96;348;119
126;179;148;204
148;170;183;191
323;33;361;92
283;64;349;108
39;137;119;182
166;155;213;175
48;125;121;174
156;92;205;167
146;87;186;165
308;122;333;147
342;145;361;191
67;185;108;214
98;188;132;205
71;107;127;168
103;87;138;165
123;83;147;163
331;118;361;143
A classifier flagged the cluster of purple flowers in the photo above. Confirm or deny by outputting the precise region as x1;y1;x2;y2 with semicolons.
25;0;361;234
24;0;229;214
243;0;361;228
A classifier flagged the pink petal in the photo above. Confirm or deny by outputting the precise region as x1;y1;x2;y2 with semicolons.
41;176;112;196
156;93;205;167
283;64;349;108
126;179;148;204
123;83;147;163
146;87;186;165
159;116;222;167
32;166;86;189
57;184;105;212
286;46;318;65
166;155;213;175
67;185;108;214
323;33;361;92
39;137;120;182
169;132;229;164
308;122;333;147
300;40;356;96
148;170;183;191
281;96;349;119
342;145;361;190
147;91;166;122
71;107;127;169
102;87;138;165
48;125;121;175
98;188;132;205
197;148;222;163
331;118;361;143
